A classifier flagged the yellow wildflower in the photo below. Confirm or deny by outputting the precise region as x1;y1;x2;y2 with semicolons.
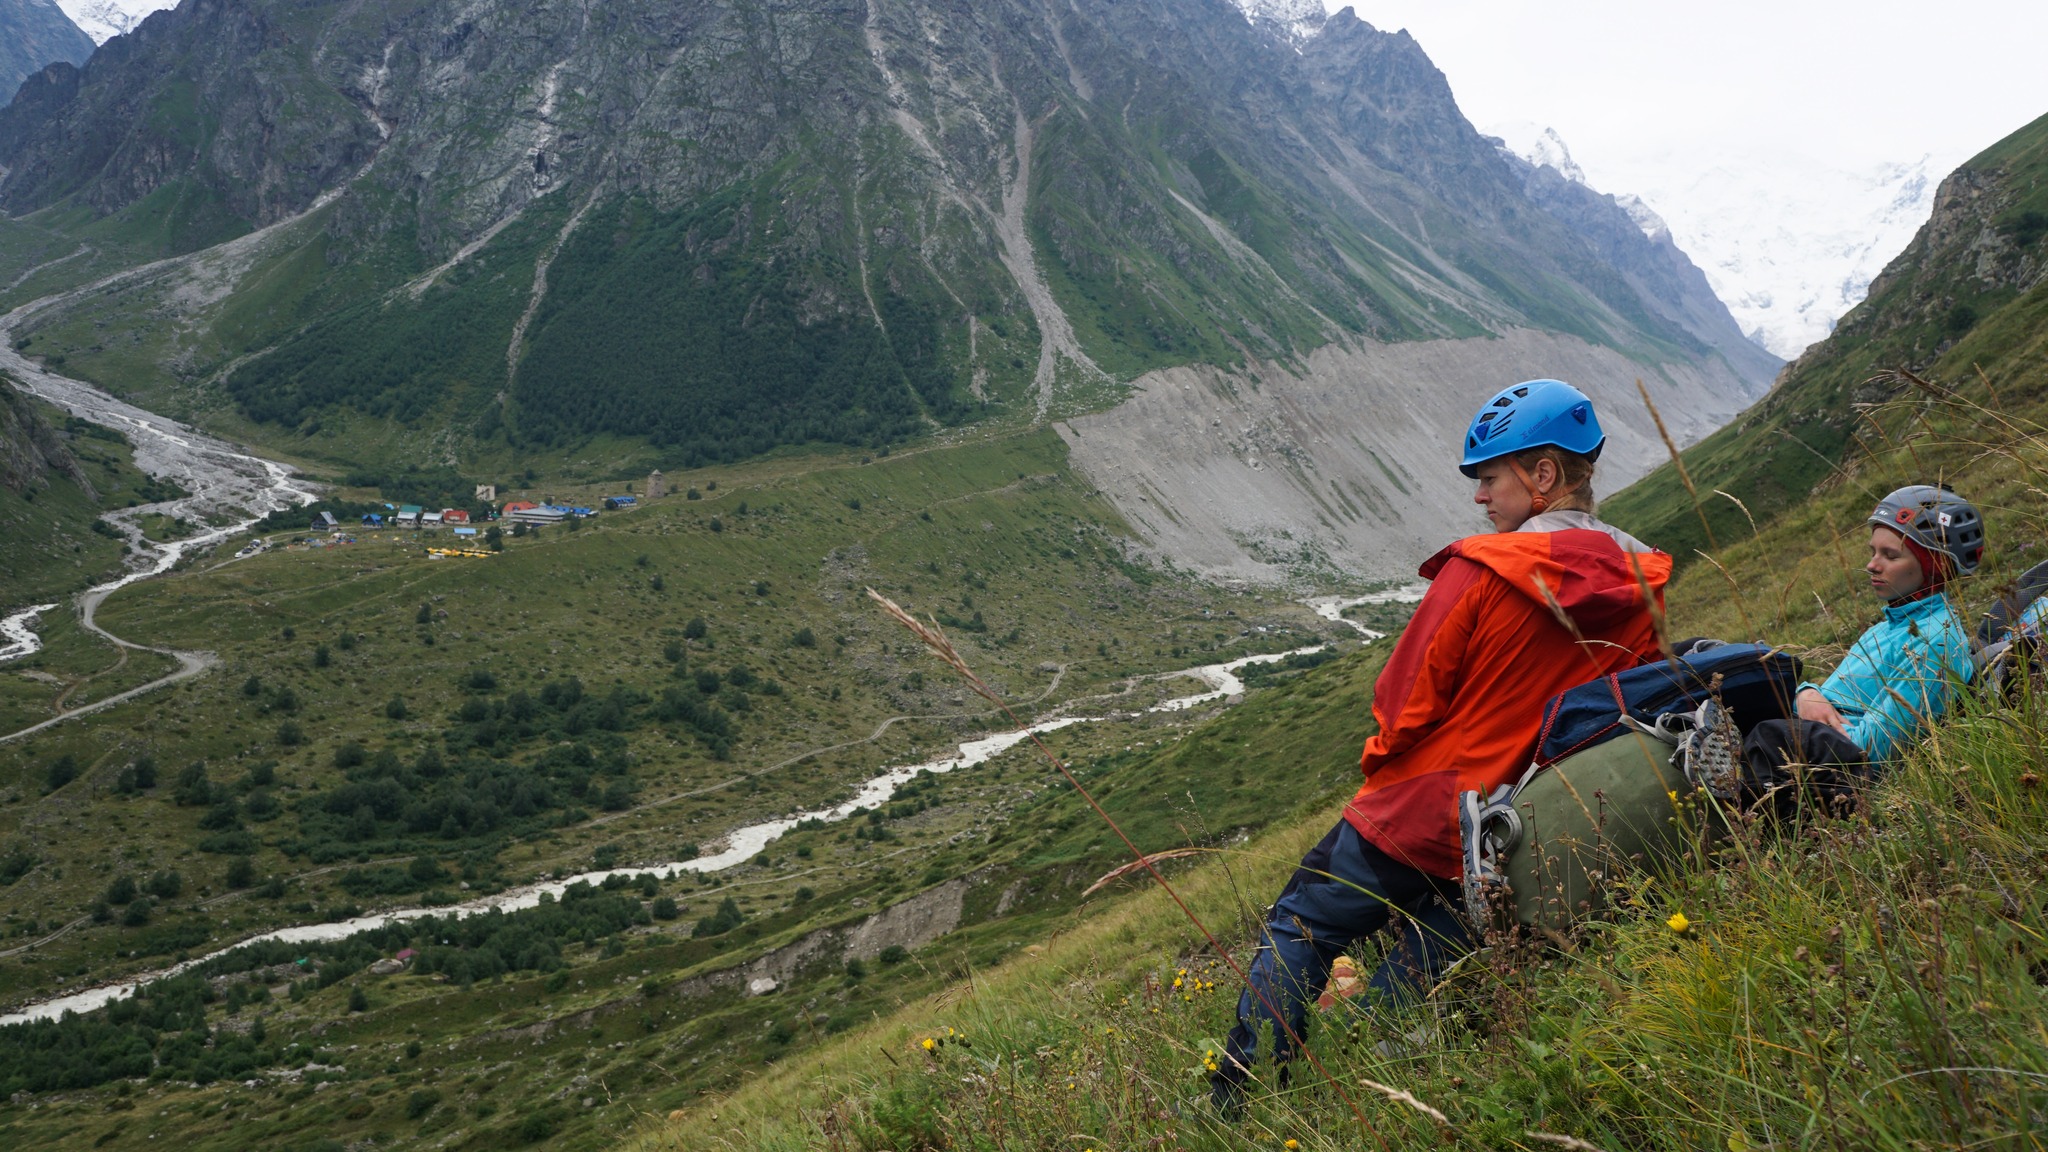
1667;912;1692;934
1286;1142;1301;1151
921;1037;936;1051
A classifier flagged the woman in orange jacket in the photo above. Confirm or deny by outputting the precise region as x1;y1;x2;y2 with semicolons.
1214;380;1671;1112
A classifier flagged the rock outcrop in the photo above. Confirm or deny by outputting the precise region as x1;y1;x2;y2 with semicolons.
0;376;93;497
0;0;94;105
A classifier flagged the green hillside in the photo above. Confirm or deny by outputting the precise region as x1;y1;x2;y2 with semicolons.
0;427;1419;1150
593;111;2048;1152
0;379;184;607
1604;110;2048;573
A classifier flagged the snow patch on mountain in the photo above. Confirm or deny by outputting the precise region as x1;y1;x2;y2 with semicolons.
1231;0;1330;45
56;0;164;42
1488;120;1945;359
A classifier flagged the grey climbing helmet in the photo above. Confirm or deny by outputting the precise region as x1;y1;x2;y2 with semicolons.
1868;485;1985;576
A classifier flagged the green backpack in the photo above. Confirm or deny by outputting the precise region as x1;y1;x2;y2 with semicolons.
1461;702;1754;933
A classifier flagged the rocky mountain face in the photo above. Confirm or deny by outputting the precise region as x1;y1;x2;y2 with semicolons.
0;0;1777;576
0;376;92;496
0;0;94;102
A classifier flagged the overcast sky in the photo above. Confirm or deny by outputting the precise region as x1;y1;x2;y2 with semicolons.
1328;0;2048;188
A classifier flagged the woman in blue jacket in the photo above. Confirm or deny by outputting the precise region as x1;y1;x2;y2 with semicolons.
1743;485;1983;810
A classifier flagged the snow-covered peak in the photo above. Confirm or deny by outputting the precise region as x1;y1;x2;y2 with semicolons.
1489;121;1588;185
1612;194;1672;243
56;0;169;43
1231;0;1330;45
1622;152;1942;358
1489;119;1947;359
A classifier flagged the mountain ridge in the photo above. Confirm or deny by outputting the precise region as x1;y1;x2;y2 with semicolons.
0;0;95;106
0;0;1771;577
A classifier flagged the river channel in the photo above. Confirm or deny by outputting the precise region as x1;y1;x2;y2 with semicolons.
0;293;1426;1026
0;301;318;711
0;602;1420;1026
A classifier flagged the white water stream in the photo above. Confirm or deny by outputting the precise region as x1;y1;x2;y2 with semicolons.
0;311;318;683
0;626;1437;1026
1305;586;1428;640
0;289;1432;1025
0;605;58;663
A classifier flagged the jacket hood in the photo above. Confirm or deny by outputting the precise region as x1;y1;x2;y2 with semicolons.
1420;527;1671;632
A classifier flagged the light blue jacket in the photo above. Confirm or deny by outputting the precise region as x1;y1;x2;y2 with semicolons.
1801;592;1974;763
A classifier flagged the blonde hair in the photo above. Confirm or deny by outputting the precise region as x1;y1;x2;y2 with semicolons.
1511;446;1598;513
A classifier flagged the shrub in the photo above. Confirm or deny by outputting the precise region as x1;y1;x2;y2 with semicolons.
333;743;367;770
407;1088;442;1120
172;762;213;806
118;756;156;793
276;720;305;747
416;603;432;624
878;945;908;966
121;897;153;927
347;986;368;1013
792;627;817;648
312;645;331;668
144;870;182;899
104;876;138;905
516;1108;563;1141
385;696;407;720
651;896;679;920
224;857;256;889
692;897;745;938
43;756;77;793
684;617;707;640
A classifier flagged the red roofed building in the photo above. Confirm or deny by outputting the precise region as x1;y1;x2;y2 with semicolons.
502;501;538;514
442;509;470;524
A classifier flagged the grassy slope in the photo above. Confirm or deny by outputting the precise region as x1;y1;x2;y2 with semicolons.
600;115;2048;1152
0;391;182;607
0;428;1410;1150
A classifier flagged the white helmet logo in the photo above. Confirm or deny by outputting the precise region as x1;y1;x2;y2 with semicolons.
1937;512;1953;527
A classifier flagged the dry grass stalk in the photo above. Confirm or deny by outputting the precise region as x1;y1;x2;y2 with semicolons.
864;587;1393;1147
1081;847;1211;897
1357;1077;1449;1123
1525;1132;1612;1152
1636;379;1717;551
1626;551;1674;663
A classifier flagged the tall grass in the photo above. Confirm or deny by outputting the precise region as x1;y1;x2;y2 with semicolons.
627;369;2048;1150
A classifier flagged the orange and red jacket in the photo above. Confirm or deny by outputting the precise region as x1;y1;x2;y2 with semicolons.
1343;528;1672;879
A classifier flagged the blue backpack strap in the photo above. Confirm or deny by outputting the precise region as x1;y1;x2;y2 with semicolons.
1535;645;1803;765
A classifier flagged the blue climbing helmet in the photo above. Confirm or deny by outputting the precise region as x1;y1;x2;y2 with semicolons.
1459;379;1607;478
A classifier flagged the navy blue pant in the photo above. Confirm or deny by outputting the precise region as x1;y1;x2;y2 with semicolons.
1221;820;1470;1076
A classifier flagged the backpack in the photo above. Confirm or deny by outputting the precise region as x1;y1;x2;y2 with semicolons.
1974;560;2048;703
1461;643;1803;931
